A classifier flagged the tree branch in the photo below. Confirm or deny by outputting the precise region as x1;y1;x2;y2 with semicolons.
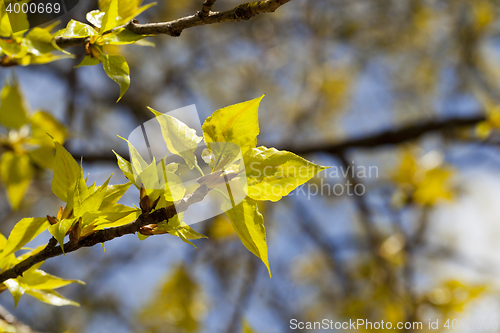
54;0;292;47
283;114;485;155
201;0;218;18
0;185;209;284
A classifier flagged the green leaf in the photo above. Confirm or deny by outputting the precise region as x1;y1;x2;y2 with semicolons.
25;27;57;54
76;55;100;67
58;20;98;38
98;0;156;23
4;279;25;307
18;268;85;290
0;38;27;57
25;289;80;307
224;199;270;276
0;152;34;209
155;214;207;248
113;150;135;182
0;79;29;129
116;136;148;180
99;182;132;210
202;95;264;156
100;0;121;33
0;217;49;259
244;146;328;202
157;159;186;201
97;28;147;45
86;9;105;28
149;107;202;169
52;141;80;202
49;218;78;254
75;175;112;217
98;54;130;101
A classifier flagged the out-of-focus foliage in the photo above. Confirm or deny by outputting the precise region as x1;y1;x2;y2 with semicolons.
392;147;455;206
0;78;67;209
137;265;207;333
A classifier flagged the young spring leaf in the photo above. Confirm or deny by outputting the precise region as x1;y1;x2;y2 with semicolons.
76;55;101;67
244;146;328;202
52;141;80;203
149;107;202;169
0;217;49;259
202;95;263;156
98;54;130;101
49;217;79;254
96;28;148;45
25;289;80;307
100;0;121;33
87;10;105;28
223;199;270;276
113;150;135;182
58;20;98;38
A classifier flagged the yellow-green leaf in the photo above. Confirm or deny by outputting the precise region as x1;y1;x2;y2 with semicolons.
74;175;112;217
244;146;328;202
99;182;132;210
98;54;130;101
116;136;147;181
202;95;263;156
58;20;98;38
0;152;34;209
18;268;85;290
113;150;135;182
76;55;100;67
149;107;202;169
49;217;78;254
25;27;56;54
52;141;80;202
5;279;25;307
25;289;80;307
0;79;29;129
97;28;147;45
86;9;105;28
0;217;49;259
100;0;120;32
223;198;270;276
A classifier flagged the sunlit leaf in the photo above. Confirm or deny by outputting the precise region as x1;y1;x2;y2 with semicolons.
49;217;78;254
25;289;80;307
18;268;85;290
223;198;270;276
99;181;132;210
149;107;202;169
98;54;130;101
97;28;147;45
100;0;121;32
58;20;98;38
244;146;328;202
0;217;49;259
202;95;263;156
76;55;100;67
52;141;80;202
86;9;105;28
4;279;24;307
